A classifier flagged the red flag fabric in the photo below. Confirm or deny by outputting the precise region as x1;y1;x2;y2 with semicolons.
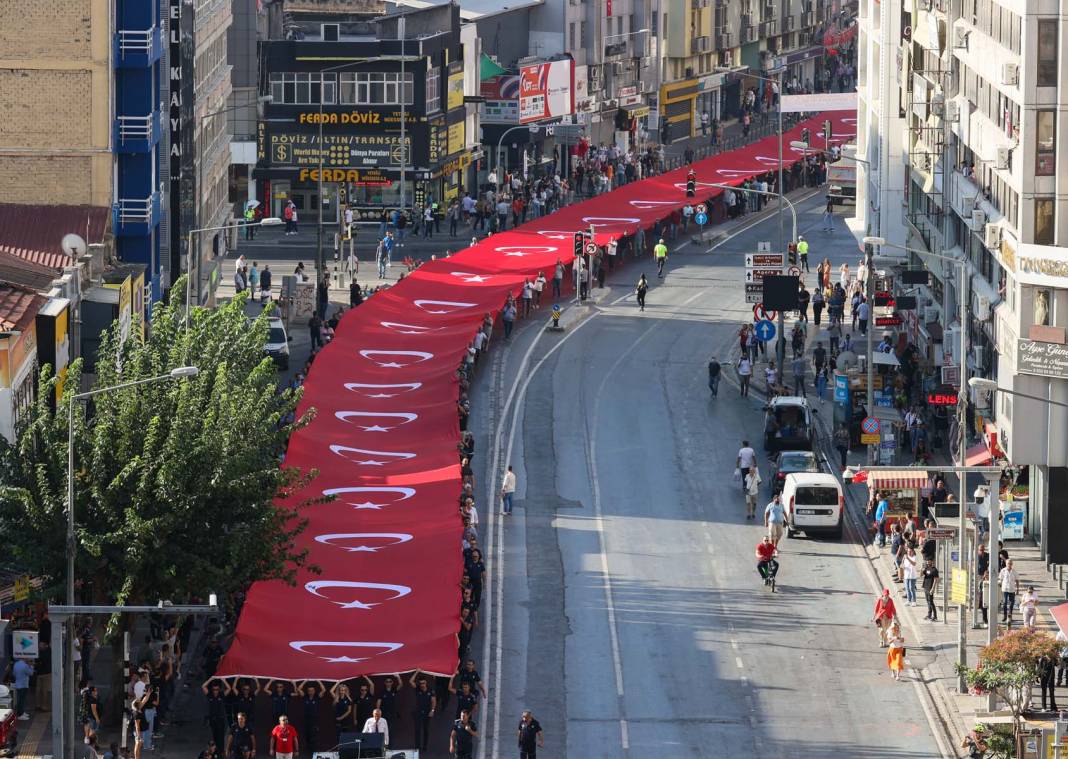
216;112;856;680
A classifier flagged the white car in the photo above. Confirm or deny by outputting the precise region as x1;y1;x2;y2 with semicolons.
264;317;290;369
782;472;844;539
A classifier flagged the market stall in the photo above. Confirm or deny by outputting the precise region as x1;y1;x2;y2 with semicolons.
865;469;930;526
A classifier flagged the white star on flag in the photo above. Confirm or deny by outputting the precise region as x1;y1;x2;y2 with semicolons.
359;425;391;432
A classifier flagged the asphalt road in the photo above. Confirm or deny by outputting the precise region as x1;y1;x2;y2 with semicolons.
474;193;945;758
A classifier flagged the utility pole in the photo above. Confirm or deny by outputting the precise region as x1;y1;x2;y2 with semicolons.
865;242;875;464
399;16;407;217
956;264;970;691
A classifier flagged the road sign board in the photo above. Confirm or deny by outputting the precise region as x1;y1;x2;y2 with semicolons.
694;212;708;226
925;527;957;541
860;433;880;445
745;253;785;268
787;265;801;276
757;241;771;252
744;283;763;303
745;292;762;303
951;568;968;604
696;203;707;214
861;416;880;434
584;242;597;255
745;269;782;283
754;319;776;341
752;303;778;321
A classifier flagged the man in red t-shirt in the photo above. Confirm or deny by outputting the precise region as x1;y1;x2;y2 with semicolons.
270;715;299;759
756;536;778;584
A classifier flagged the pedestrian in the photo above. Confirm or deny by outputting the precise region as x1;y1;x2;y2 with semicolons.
922;557;940;621
654;238;668;278
791;354;806;396
827;320;842;354
857;297;869;336
1057;629;1068;686
521;279;534;317
80;684;101;742
270;715;299;759
764;494;786;547
309;313;323;350
553;259;564;298
823;197;835;231
501;298;517;340
517;710;544;759
902;546;918;605
379;231;394;278
1038;652;1059;711
999;558;1019;623
423;204;434;238
815;366;828;401
707;356;721;397
578;264;590;300
283;201;295;234
244;206;256;239
737;355;752;396
872;491;889;547
797;235;809;272
233;265;246;295
448;200;461;237
534;271;546;307
886;623;906;681
202;680;227;750
12;657;32;720
450;709;478;759
744;466;762;520
1021;584;1038;629
409;673;436;752
501;465;516;515
361;708;390;749
959;724;988;758
870;589;897;646
350;279;363;307
797;284;810;322
226;712;255;759
636;273;648;311
834;425;849;471
812;286;824;325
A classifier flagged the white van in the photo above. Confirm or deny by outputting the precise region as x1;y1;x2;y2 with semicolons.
782;472;844;538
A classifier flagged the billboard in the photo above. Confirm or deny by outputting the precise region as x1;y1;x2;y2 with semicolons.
519;59;574;124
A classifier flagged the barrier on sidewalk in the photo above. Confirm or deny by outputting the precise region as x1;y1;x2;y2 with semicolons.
215;113;857;681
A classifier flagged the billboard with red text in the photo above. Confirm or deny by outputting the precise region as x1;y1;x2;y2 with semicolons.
519;59;574;124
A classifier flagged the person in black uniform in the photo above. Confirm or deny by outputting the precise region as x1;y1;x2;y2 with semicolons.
330;682;353;735
232;681;256;731
354;678;376;728
226;712;255;759
708;357;722;397
297;681;323;754
408;671;436;752
201;679;228;751
449;710;478;759
457;660;487;699
265;680;290;723
376;675;401;730
636;274;648;312
450;680;479;720
517;710;545;759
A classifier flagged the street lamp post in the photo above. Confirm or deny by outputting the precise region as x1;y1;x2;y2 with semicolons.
864;235;973;690
62;366;199;759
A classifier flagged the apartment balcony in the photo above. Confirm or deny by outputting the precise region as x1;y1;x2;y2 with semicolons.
114;106;164;154
113;192;162;237
114;26;163;68
691;36;712;54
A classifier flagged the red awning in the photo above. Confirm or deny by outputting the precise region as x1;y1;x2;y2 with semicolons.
964;443;994;467
214;113;859;682
1051;602;1068;635
869;469;930;490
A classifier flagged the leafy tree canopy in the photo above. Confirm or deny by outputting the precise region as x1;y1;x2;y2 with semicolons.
0;279;317;608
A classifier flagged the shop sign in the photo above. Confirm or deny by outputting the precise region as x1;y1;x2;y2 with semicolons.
13;629;38;659
927;391;958;405
875;314;902;327
292;110;420;129
1017;337;1068;379
448;121;466;156
429;116;448;164
267;132;411;169
447;69;465;111
298;168;392;185
13;574;30;602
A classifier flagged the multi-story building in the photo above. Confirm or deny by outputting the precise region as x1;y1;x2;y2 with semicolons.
0;0;166;300
899;0;1068;560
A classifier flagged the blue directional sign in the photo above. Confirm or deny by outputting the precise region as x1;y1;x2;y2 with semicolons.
753;319;776;341
694;212;709;226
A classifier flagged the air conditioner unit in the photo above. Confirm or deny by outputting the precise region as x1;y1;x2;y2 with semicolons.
1001;63;1019;86
786;14;796;29
984;222;1002;249
945;100;959;122
972;345;988;366
804;11;815;25
953;26;968;49
718;32;733;47
976;296;991;321
924;306;940;322
744;26;759;42
611;61;624;75
995;145;1010;170
971;208;986;227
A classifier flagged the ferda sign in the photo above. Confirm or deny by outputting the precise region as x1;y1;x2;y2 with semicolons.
299;111;383;126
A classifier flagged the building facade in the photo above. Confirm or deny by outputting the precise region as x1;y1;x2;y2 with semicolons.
256;4;480;223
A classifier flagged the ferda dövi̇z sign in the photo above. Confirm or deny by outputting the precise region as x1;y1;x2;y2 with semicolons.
1016;338;1068;379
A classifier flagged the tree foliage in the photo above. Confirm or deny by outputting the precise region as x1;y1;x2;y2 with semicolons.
0;279;318;608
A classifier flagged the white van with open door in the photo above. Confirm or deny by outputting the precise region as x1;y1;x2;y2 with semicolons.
782;472;844;538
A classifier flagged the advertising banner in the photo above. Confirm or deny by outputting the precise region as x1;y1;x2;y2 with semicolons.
519;59;574;124
1017;338;1068;379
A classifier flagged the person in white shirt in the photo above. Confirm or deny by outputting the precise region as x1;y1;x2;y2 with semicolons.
362;708;389;747
501;465;517;515
743;466;762;519
999;559;1020;623
737;356;753;396
736;441;757;494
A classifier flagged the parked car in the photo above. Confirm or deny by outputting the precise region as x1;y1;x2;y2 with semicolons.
782;473;844;539
770;450;825;495
264;317;290;369
763;396;816;452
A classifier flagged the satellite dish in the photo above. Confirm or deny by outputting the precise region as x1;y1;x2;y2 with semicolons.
62;234;88;258
837;350;859;370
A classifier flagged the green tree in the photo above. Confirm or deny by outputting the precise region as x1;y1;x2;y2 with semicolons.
0;279;318;609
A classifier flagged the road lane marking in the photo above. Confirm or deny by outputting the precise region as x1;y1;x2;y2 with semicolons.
735;657;745;669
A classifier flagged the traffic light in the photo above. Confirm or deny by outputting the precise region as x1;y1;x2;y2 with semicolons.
574;232;585;259
788;242;798;265
686;177;696;197
801;127;810;145
823;119;832;142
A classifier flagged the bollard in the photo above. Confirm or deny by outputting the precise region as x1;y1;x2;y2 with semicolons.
548;304;564;332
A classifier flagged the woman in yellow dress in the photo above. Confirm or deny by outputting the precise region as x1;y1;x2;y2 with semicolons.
886;622;906;680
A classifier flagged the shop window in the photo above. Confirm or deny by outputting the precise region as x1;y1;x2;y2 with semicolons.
426;66;441;114
1034;197;1055;245
1036;110;1055;176
1034;288;1051;326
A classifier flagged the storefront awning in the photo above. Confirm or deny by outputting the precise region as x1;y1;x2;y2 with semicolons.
869;469;930;490
1051;602;1068;635
963;443;994;467
480;53;508;81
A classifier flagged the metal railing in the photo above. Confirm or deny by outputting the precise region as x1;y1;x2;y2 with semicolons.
117;194;158;225
117;27;157;56
116;115;154;141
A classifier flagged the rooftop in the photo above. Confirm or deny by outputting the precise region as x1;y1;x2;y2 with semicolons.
0;282;47;333
0;203;110;271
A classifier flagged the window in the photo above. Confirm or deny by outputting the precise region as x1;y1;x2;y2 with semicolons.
336;71;413;106
581;21;588;46
617;16;623;35
569;22;576;50
426;66;441;113
1037;19;1058;86
1036;110;1056;176
1034;288;1051;326
1035;198;1055;245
